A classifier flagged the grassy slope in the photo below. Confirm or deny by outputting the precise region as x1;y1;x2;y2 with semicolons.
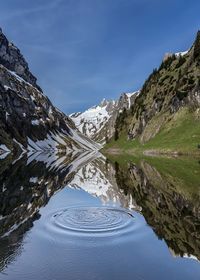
104;107;200;155
104;33;200;156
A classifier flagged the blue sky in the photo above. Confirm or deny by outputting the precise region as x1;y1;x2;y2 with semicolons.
0;0;199;114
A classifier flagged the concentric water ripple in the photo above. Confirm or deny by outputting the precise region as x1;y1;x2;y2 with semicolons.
45;206;135;238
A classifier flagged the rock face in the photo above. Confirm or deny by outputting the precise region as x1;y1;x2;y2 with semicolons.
70;91;139;144
115;31;200;144
0;28;99;154
0;28;38;89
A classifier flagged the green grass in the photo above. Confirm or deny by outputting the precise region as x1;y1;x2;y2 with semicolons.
103;108;200;155
144;108;200;153
104;132;140;150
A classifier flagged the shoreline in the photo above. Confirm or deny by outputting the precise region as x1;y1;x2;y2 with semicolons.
102;147;200;157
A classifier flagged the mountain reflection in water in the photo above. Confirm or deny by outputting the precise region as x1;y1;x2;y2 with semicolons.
0;152;200;279
114;158;200;262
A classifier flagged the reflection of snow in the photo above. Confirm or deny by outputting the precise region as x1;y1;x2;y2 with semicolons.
0;144;11;152
69;157;140;210
169;247;200;263
0;151;98;238
70;162;110;198
183;253;199;262
0;152;10;160
30;177;38;183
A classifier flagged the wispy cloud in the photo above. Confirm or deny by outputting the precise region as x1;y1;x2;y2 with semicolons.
0;0;199;114
0;0;64;21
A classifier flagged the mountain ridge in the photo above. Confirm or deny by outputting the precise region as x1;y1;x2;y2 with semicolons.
0;28;100;154
105;31;200;155
70;91;139;144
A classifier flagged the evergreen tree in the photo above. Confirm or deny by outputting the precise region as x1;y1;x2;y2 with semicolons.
114;128;119;141
193;30;200;62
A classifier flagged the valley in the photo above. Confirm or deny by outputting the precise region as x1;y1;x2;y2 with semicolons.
0;16;200;280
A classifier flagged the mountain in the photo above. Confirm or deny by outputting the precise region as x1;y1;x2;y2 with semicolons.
0;28;99;154
106;31;200;154
70;91;139;144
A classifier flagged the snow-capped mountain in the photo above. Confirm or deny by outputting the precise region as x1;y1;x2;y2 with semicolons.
0;28;99;154
70;91;139;144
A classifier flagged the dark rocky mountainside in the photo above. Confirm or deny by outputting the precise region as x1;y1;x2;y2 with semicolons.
0;28;99;154
0;28;38;89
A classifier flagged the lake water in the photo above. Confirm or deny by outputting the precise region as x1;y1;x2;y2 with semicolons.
0;152;200;279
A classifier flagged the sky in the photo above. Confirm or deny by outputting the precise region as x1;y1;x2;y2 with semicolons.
0;0;200;114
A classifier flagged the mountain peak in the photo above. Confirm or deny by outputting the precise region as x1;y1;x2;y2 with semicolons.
100;98;114;107
100;98;107;106
0;27;99;153
71;91;138;144
195;30;200;39
0;27;38;88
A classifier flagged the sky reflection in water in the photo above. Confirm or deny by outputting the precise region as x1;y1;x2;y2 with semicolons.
0;152;200;280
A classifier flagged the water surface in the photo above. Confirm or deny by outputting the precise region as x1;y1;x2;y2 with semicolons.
0;152;200;279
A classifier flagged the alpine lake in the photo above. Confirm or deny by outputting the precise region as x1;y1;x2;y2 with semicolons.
0;151;200;280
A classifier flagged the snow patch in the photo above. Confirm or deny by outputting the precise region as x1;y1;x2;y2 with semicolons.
30;177;38;183
4;85;12;91
0;144;11;152
31;119;40;126
125;91;139;109
175;50;188;57
71;104;110;138
0;152;9;160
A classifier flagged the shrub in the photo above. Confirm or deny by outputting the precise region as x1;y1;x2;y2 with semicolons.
114;129;119;141
176;90;188;100
159;54;176;70
175;55;186;68
193;31;200;61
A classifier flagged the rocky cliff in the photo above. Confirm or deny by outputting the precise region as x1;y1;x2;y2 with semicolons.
0;28;99;154
70;91;139;144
